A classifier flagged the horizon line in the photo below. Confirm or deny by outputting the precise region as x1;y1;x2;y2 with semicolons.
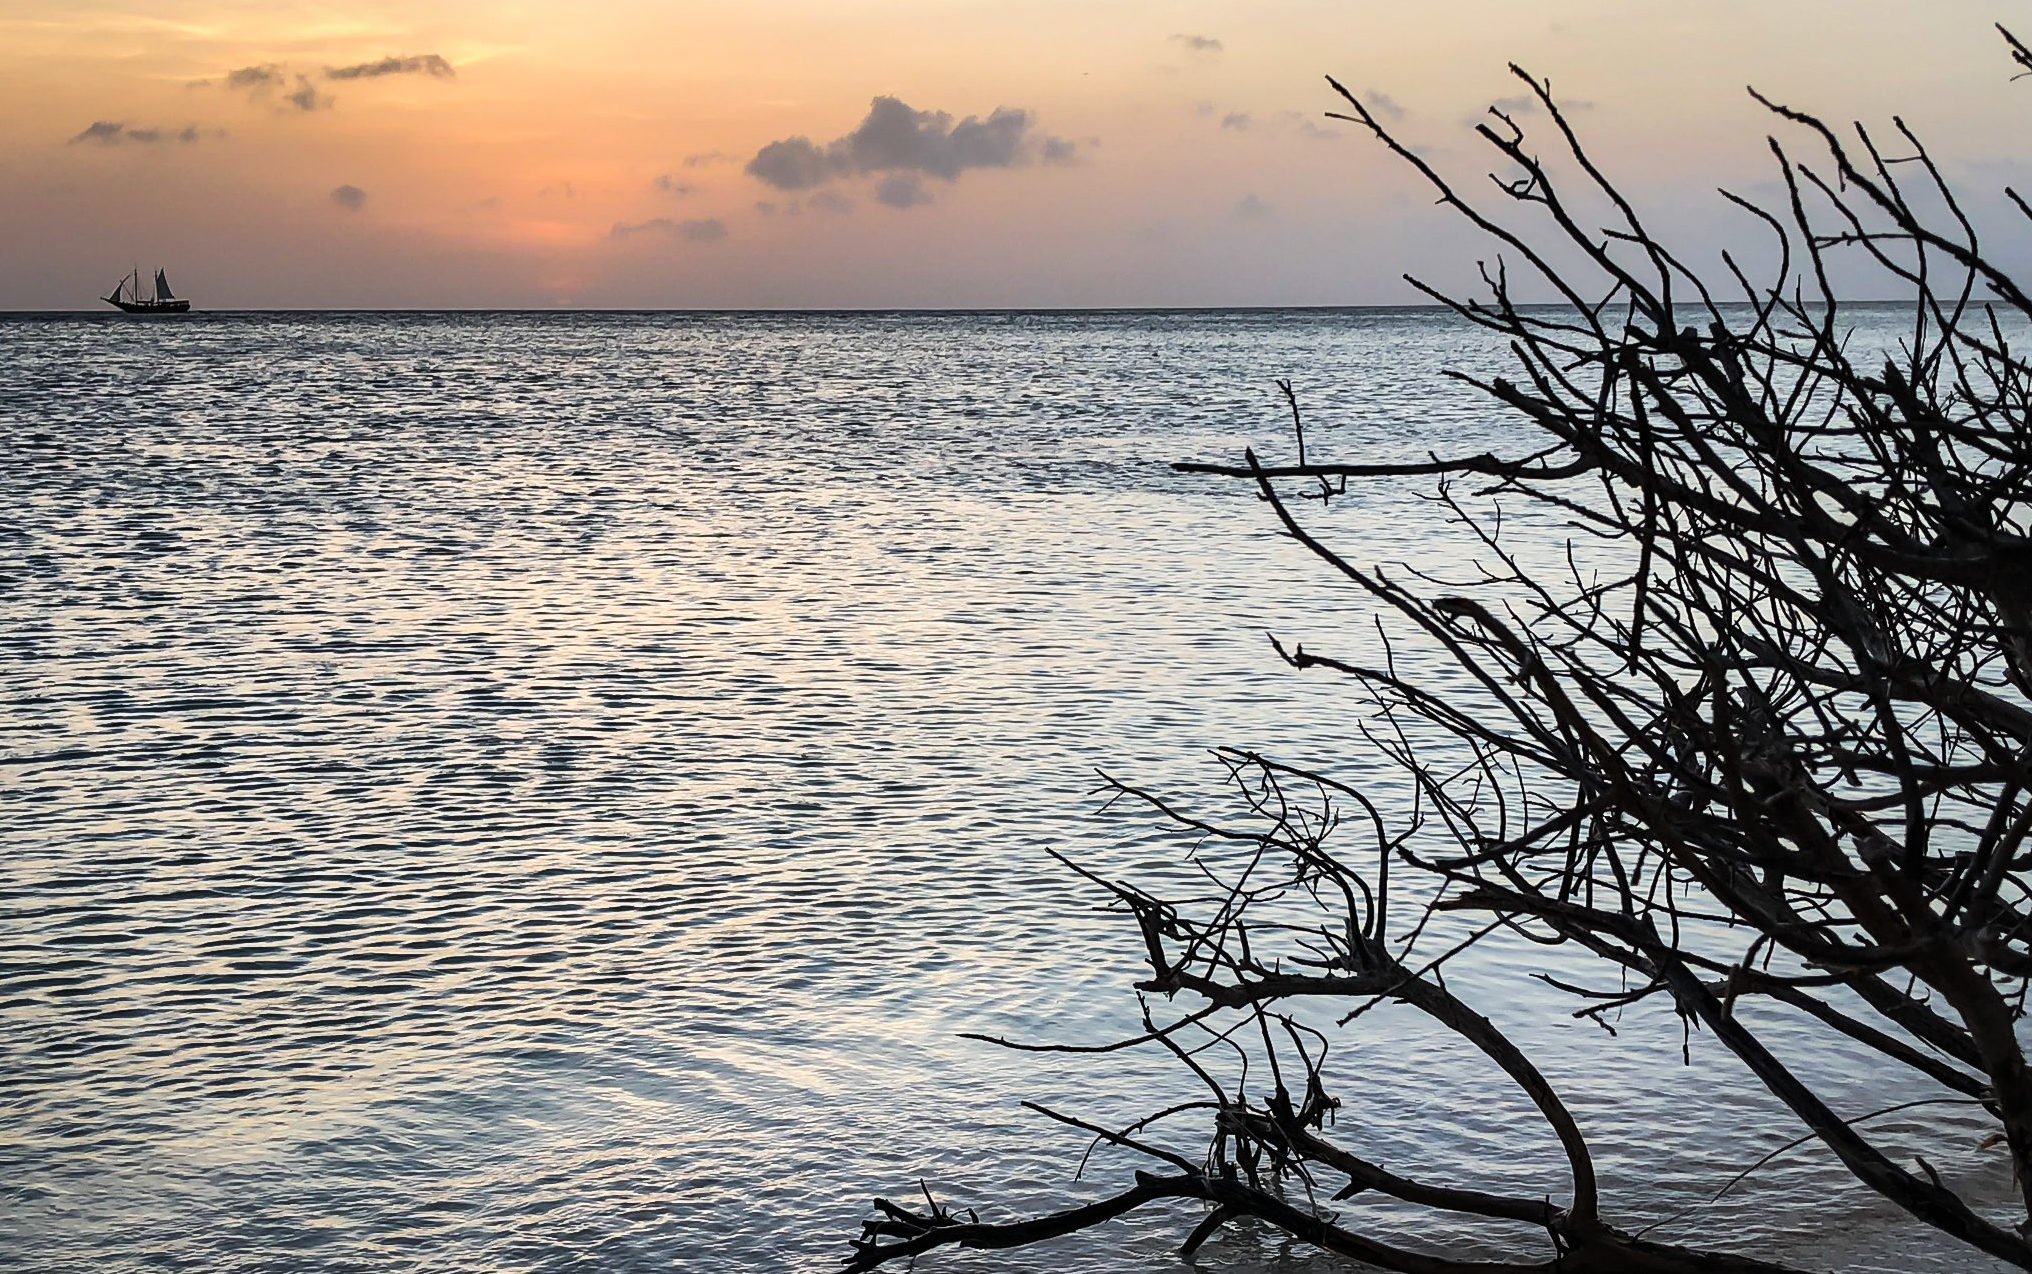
2;298;1919;317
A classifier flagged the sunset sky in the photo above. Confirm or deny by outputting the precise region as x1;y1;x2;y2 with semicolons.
1;0;2022;309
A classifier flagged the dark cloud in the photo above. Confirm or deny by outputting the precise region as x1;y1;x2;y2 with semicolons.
745;95;1079;191
610;217;727;243
214;62;328;111
226;63;284;90
847;96;1030;176
1170;34;1223;55
68;121;221;145
653;174;694;196
284;76;332;112
746;137;833;191
209;55;449;115
332;184;367;211
1365;90;1407;122
806;190;853;214
1040;136;1078;165
1220;111;1251;131
327;54;455;81
874;173;932;209
684;151;732;167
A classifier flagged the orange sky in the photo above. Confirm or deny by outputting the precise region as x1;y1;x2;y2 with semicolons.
1;0;2023;308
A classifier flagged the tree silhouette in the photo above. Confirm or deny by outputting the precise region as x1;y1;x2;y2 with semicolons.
848;26;2032;1274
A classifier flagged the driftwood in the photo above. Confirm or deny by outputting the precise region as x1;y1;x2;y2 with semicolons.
847;25;2032;1274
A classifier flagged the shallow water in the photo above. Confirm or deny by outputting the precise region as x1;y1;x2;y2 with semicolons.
0;309;2012;1272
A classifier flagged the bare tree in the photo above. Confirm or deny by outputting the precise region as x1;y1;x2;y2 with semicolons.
847;27;2032;1274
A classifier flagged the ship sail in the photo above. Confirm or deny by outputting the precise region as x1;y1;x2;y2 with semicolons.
101;265;191;313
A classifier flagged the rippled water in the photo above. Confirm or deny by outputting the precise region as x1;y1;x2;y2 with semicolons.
1;309;2012;1273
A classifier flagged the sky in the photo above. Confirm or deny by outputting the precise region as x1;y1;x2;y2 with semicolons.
0;0;2025;309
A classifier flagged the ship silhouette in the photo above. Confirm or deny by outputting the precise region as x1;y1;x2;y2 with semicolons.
104;267;191;314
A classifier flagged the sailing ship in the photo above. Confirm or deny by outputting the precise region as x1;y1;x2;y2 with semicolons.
104;267;191;314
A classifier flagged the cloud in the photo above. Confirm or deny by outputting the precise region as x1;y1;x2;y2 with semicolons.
807;190;853;214
653;174;694;196
284;76;331;112
1170;34;1223;55
610;216;727;242
745;95;1079;191
1235;193;1272;220
1268;110;1344;141
746;138;835;191
1365;90;1407;122
874;172;932;209
755;200;778;215
1041;136;1079;165
851;97;1030;176
684;151;732;167
332;184;367;211
1469;94;1588;127
217;63;328;111
326;54;455;81
1202;107;1344;143
208;56;449;114
68;121;221;145
226;63;284;90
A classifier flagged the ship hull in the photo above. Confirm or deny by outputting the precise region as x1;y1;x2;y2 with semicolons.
106;298;192;314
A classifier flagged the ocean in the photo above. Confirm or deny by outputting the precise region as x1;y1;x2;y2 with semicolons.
0;309;2004;1272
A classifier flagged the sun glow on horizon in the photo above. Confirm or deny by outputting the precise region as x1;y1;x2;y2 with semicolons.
3;0;2025;308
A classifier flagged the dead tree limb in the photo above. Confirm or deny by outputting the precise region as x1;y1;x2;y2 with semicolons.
846;25;2032;1273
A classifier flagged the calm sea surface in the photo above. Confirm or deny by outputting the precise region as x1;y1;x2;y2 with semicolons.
1;309;2010;1272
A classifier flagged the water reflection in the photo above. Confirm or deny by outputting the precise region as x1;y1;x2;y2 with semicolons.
0;309;2002;1272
